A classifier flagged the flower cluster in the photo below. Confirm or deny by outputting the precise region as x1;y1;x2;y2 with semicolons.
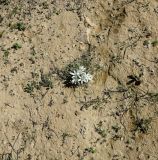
70;66;92;85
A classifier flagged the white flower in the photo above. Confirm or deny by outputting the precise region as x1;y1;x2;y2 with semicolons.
70;66;93;85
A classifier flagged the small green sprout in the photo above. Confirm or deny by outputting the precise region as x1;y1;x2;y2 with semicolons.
15;22;25;31
151;40;158;47
24;83;34;94
24;81;40;94
84;147;96;154
3;50;9;64
11;43;22;50
133;118;151;134
39;74;53;89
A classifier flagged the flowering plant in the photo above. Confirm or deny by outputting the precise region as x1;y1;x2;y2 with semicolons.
70;66;93;85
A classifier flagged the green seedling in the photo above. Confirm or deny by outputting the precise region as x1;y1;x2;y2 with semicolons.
95;127;106;138
84;147;96;154
61;133;71;145
24;81;40;94
95;121;107;138
39;74;53;89
133;118;151;134
11;22;26;31
24;83;34;94
11;43;21;50
24;72;53;94
3;50;9;64
9;22;26;31
151;40;158;47
112;125;120;133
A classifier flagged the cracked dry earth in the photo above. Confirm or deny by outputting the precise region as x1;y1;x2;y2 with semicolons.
0;0;158;160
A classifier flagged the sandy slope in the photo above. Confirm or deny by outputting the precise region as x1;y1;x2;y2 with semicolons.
0;0;158;160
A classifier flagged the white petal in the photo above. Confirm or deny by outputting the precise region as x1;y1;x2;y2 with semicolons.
79;66;86;71
70;71;75;75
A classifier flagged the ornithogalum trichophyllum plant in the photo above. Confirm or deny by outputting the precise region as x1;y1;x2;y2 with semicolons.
70;66;92;85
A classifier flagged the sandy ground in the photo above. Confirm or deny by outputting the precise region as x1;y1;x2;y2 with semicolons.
0;0;158;160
